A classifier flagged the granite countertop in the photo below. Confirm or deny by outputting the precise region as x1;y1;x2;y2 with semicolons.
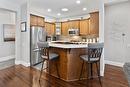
49;41;88;49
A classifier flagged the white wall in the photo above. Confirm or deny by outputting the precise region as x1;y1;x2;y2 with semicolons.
0;9;15;58
99;0;105;76
19;2;30;66
0;0;22;66
105;1;130;66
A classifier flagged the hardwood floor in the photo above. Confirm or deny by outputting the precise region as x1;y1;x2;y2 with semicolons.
0;64;128;87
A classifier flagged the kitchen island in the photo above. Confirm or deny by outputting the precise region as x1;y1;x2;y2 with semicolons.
48;42;96;81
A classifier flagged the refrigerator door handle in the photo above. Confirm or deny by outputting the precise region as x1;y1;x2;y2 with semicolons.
33;48;40;52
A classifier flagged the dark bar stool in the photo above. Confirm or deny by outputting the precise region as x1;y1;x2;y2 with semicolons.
79;43;104;86
37;42;60;81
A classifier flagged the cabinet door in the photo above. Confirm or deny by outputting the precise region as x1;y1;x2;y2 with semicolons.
68;20;79;29
89;12;99;36
37;17;45;27
80;19;89;35
45;22;55;36
45;22;51;35
67;21;72;29
72;20;80;29
50;23;55;35
30;15;37;26
61;22;69;36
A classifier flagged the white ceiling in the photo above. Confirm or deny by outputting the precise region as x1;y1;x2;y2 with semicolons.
9;0;129;18
104;0;129;5
30;0;90;18
9;0;26;5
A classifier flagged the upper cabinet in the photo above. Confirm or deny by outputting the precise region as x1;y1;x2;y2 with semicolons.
54;12;99;36
45;22;55;36
68;20;80;29
80;19;89;35
30;15;37;26
61;22;69;36
89;12;99;36
61;20;80;36
37;17;45;27
30;12;99;36
30;14;45;27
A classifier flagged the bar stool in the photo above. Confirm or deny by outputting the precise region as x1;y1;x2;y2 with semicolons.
79;43;104;86
37;42;60;81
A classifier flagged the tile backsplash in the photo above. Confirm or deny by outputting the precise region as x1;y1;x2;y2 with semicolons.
57;35;99;42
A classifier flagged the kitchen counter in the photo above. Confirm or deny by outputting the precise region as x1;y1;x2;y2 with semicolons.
49;41;88;49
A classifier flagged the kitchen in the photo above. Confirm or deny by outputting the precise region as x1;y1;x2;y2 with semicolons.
0;0;106;87
29;0;103;83
0;0;130;87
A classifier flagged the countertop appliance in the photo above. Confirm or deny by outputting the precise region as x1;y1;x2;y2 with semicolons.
30;26;47;66
68;29;79;36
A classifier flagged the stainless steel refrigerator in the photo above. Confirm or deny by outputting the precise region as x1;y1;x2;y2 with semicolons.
30;26;47;66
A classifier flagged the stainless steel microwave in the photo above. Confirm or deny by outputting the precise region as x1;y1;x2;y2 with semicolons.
68;29;79;36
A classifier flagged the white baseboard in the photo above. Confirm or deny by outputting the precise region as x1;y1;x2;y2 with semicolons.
0;55;15;62
15;60;30;67
105;60;124;67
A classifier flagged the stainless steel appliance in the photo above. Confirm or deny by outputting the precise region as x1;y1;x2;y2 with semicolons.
68;29;79;36
30;26;47;66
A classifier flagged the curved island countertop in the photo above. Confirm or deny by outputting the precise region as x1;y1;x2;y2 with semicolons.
49;41;88;49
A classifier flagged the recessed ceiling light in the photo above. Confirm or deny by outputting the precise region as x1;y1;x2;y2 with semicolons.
57;13;61;16
47;9;51;12
61;8;69;12
83;8;87;11
76;0;81;4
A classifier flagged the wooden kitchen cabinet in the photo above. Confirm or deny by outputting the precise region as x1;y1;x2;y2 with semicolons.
80;19;89;35
61;22;69;36
61;12;99;36
37;17;45;27
68;20;80;29
30;15;37;26
61;20;80;36
89;12;99;36
51;23;55;35
45;22;55;36
30;14;45;27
